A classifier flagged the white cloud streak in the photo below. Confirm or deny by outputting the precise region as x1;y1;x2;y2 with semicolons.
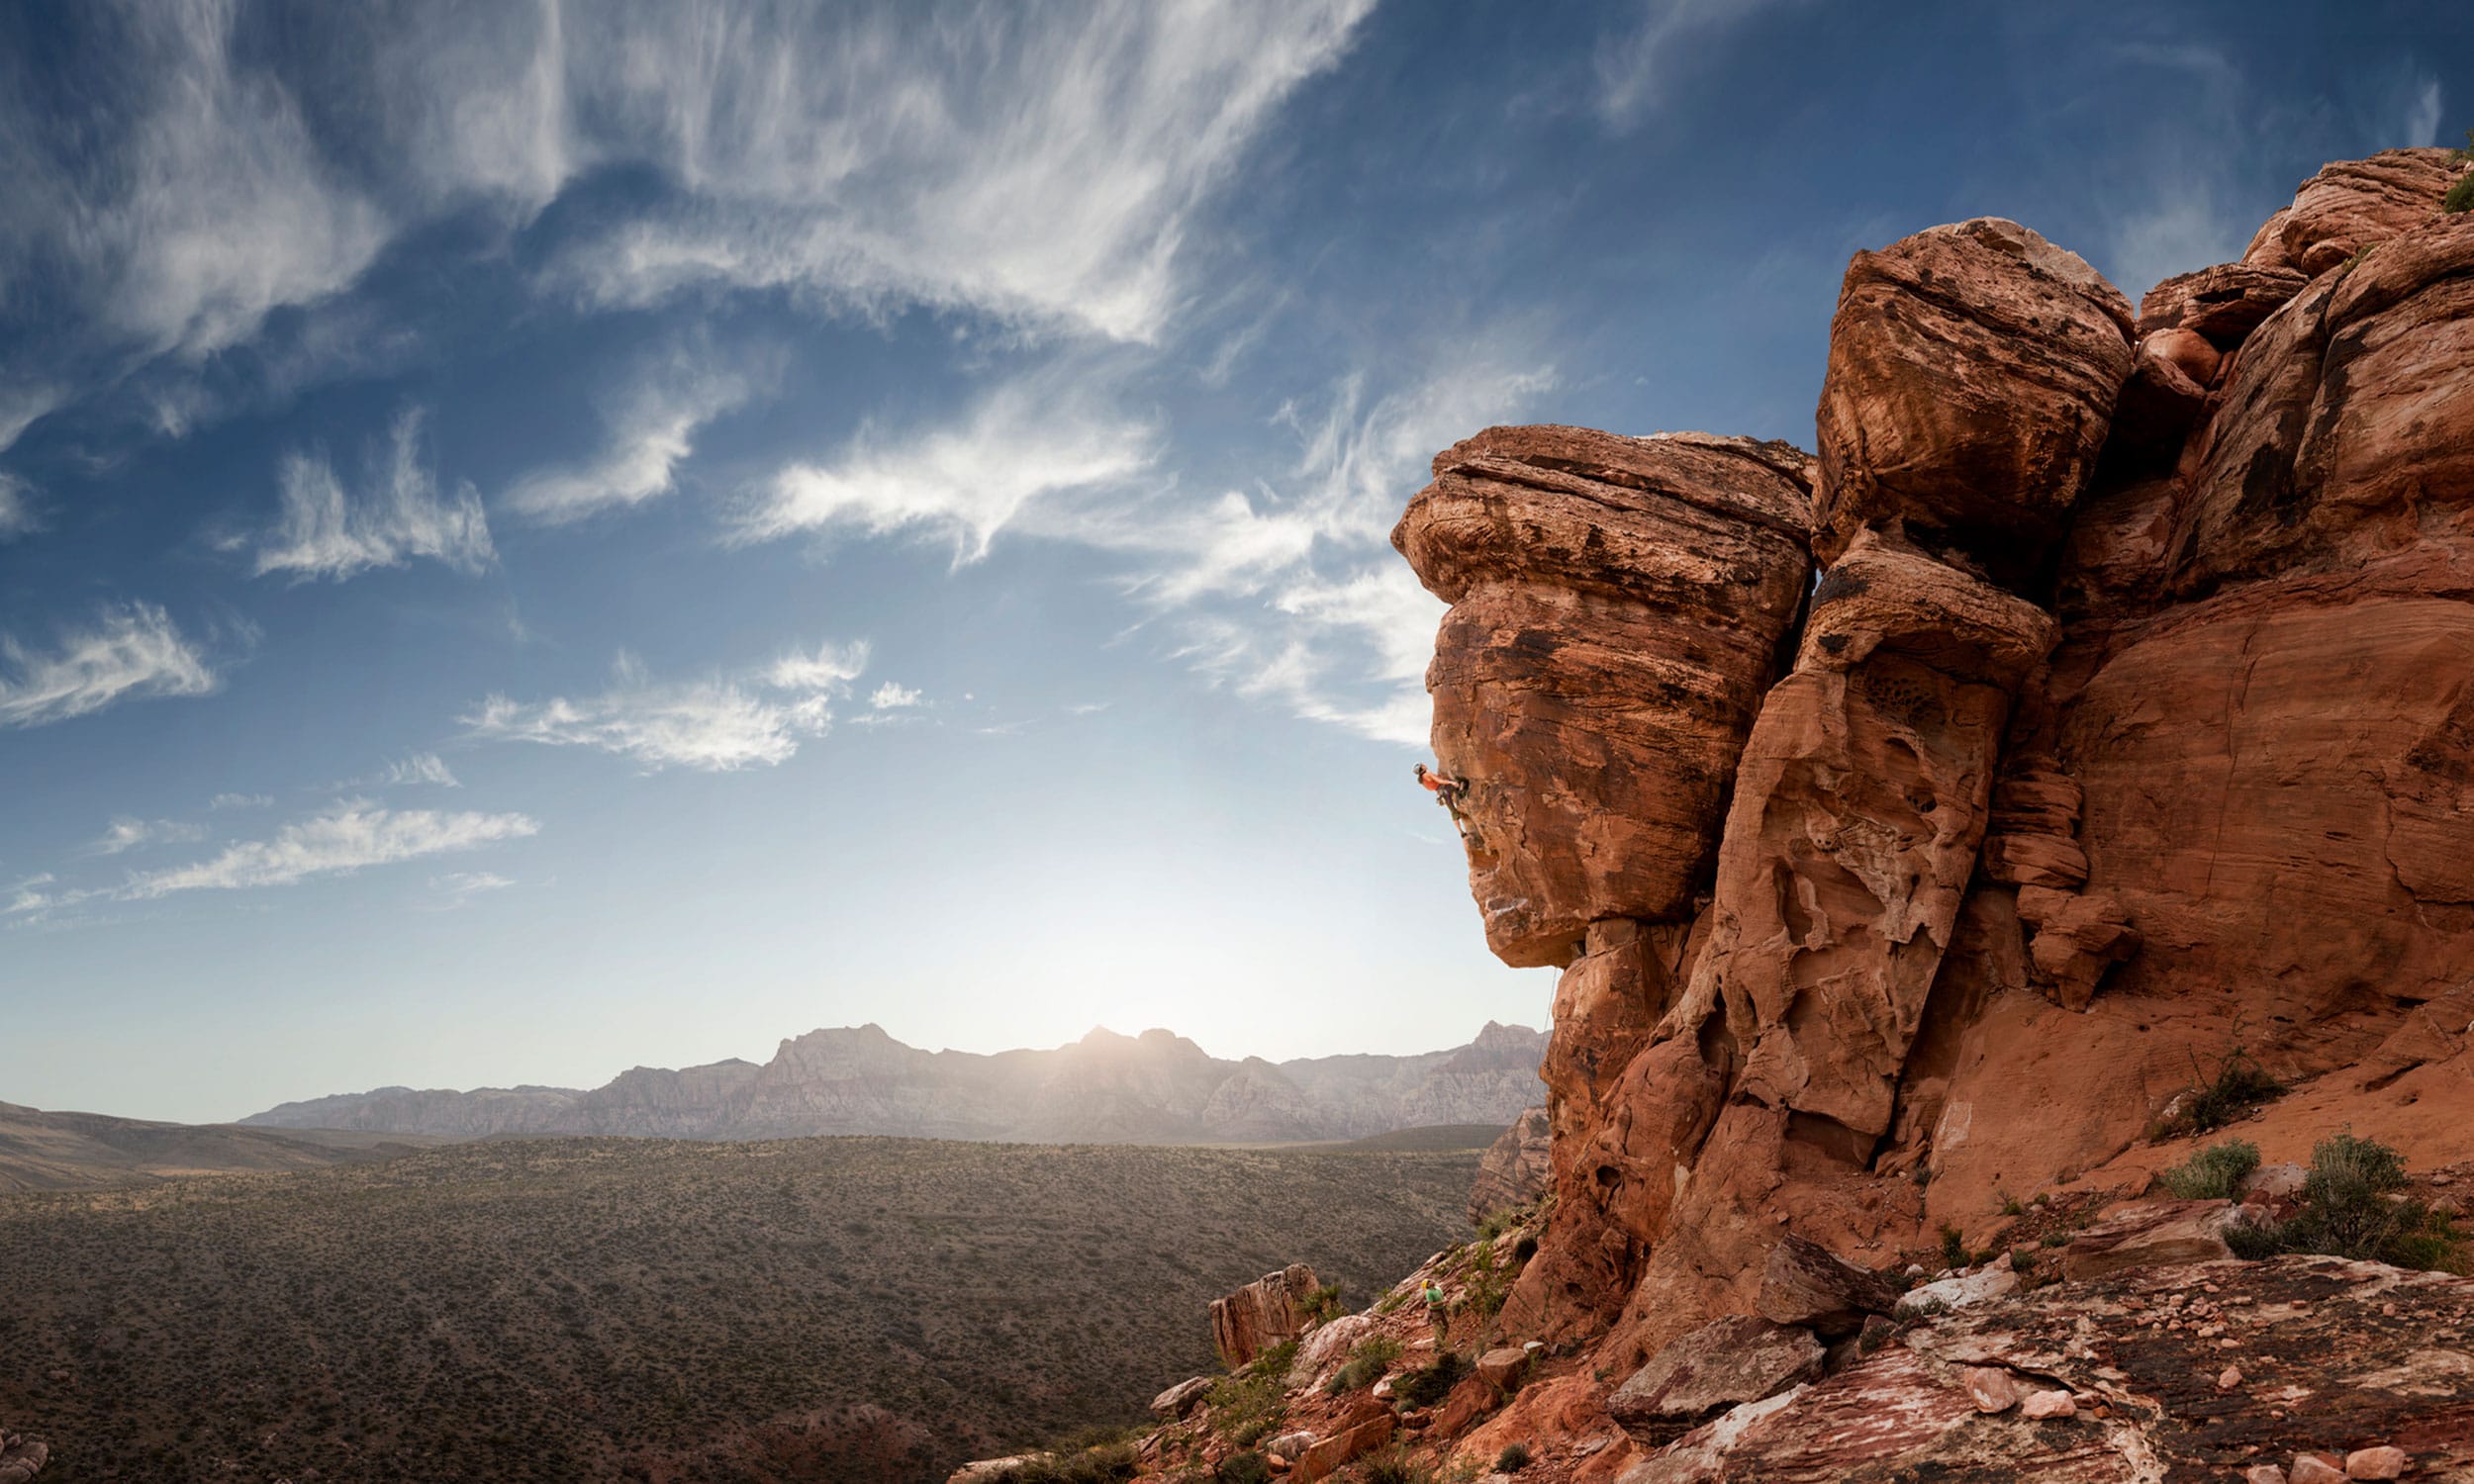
0;0;388;361
504;343;768;524
464;642;868;773
1595;0;1807;131
210;791;273;811
0;473;40;540
0;603;221;730
380;752;461;788
252;409;495;581
750;378;1159;561
869;682;921;710
1;0;1373;443
124;800;538;896
89;816;206;857
2403;76;2443;147
538;1;1377;343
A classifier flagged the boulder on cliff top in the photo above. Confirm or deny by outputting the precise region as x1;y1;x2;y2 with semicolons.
1209;1263;1321;1369
2255;146;2465;274
1607;1314;1824;1444
1812;217;2135;586
1393;424;1814;966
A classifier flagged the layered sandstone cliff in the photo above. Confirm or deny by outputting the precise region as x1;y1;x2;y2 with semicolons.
1067;146;2474;1484
1390;149;2474;1374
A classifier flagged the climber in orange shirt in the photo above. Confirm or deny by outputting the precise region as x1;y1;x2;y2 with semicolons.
1414;764;1478;845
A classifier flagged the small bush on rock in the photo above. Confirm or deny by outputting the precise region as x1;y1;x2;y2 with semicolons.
2158;1138;2260;1200
1304;1283;1346;1324
2223;1130;2467;1272
1325;1336;1401;1394
2154;1034;2282;1140
1214;1452;1273;1484
1354;1451;1436;1484
1495;1442;1532;1471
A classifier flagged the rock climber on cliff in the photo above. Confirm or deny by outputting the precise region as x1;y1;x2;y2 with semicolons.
1414;764;1479;846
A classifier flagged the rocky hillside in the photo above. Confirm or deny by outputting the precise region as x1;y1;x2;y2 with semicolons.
1030;145;2474;1483
241;1021;1546;1146
0;1100;445;1192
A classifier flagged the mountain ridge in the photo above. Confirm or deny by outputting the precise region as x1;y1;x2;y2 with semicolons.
239;1020;1546;1145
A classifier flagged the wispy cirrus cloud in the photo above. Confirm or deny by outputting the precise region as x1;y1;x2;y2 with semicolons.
209;791;273;811
0;473;41;539
88;816;206;857
249;409;494;581
430;870;517;906
464;641;869;773
123;800;538;896
0;603;222;730
378;752;460;788
503;342;771;525
747;377;1159;562
538;1;1377;343
2;1;1374;450
745;345;1550;745
1595;0;1810;131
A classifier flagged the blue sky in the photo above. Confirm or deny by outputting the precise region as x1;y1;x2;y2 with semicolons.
3;1;2465;1124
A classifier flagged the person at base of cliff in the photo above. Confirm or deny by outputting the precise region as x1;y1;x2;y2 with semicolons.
1414;764;1479;845
1423;1278;1450;1344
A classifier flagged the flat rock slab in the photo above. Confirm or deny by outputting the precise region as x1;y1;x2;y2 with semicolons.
1609;1314;1825;1444
1757;1234;1904;1336
2060;1199;2234;1281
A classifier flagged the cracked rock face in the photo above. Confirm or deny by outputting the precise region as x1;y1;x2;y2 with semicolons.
1619;1256;2474;1484
1374;148;2474;1477
1812;217;2135;584
1393;424;1815;967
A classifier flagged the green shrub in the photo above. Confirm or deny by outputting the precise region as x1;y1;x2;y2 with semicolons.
1304;1283;1346;1325
1495;1442;1532;1471
2225;1130;2466;1272
2154;1034;2282;1140
1390;1350;1470;1410
1214;1453;1272;1484
1354;1451;1436;1484
1939;1225;1969;1269
2158;1138;2261;1200
1324;1335;1402;1395
1475;1209;1513;1241
1205;1343;1295;1447
2444;173;2474;215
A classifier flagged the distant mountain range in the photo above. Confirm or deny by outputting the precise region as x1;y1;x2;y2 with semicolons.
240;1021;1548;1146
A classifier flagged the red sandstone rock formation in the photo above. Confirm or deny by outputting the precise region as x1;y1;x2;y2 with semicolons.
1468;1105;1550;1224
1106;143;2474;1484
1208;1263;1322;1369
1392;424;1814;967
